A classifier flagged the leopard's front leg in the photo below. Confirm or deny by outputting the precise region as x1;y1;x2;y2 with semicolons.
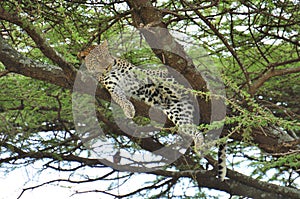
109;86;135;119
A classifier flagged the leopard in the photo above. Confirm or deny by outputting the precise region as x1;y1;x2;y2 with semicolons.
79;40;226;181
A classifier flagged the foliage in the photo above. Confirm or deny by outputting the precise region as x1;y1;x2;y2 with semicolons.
0;0;299;198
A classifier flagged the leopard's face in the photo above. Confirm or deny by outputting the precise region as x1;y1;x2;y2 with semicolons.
82;40;115;75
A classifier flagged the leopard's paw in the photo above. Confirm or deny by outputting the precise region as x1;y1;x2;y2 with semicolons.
123;101;135;119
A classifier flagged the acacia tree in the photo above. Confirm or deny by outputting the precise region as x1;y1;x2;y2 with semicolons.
0;0;299;198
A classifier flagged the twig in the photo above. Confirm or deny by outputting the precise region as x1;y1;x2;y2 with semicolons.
181;0;251;90
0;70;9;77
250;63;300;94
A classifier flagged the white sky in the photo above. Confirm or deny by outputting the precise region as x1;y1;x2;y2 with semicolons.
0;159;226;199
0;164;155;199
1;147;299;198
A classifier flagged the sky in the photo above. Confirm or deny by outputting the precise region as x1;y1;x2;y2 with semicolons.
0;163;152;199
0;158;224;199
1;146;299;199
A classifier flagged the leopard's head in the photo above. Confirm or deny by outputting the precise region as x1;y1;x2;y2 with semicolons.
83;40;114;75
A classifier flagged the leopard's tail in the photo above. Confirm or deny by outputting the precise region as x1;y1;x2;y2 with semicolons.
218;143;227;181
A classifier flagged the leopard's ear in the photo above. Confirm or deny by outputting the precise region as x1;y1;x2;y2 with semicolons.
96;40;111;59
100;40;108;49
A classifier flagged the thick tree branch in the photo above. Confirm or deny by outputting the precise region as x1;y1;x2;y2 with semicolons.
126;0;218;124
150;167;300;198
0;7;76;82
196;170;300;199
0;36;69;87
126;0;204;86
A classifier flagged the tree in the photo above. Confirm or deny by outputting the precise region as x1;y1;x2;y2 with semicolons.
0;0;299;198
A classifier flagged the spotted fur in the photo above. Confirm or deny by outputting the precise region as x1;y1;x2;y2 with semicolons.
82;41;226;181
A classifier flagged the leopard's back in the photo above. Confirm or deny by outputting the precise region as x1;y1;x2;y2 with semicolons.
103;59;201;136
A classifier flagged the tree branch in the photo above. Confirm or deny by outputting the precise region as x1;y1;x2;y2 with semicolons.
0;36;69;87
180;0;251;90
0;69;10;77
17;170;116;199
3;136;300;199
125;0;217;124
250;59;300;94
147;165;300;198
0;7;76;82
196;169;300;199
